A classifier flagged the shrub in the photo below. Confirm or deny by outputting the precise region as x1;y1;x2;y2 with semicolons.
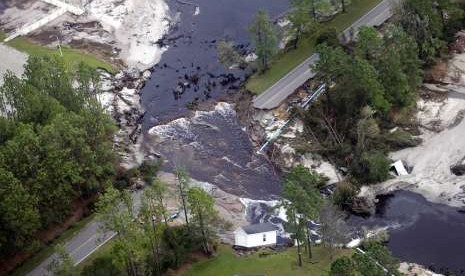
330;256;356;276
332;181;357;210
350;151;391;185
316;27;340;48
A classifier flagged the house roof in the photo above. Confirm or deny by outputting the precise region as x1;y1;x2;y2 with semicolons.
240;223;277;234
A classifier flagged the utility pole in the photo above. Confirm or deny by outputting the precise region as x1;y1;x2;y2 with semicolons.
50;35;63;57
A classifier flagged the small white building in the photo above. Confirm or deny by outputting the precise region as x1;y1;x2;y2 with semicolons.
234;223;277;248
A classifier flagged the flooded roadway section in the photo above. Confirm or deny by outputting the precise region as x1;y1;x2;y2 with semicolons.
349;191;465;275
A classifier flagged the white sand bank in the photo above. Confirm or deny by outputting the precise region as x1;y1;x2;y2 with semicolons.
361;52;465;207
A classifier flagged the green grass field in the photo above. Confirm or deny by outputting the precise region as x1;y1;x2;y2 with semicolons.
183;245;352;276
245;0;382;94
0;31;117;73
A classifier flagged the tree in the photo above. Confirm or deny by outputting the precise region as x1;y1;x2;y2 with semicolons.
0;56;116;261
174;168;190;227
46;244;76;276
283;200;304;266
356;106;380;152
81;255;122;276
355;26;383;61
397;0;445;64
0;168;40;255
217;40;243;68
249;10;278;71
288;3;319;49
330;256;356;276
362;241;400;273
140;179;169;275
283;166;324;261
319;202;349;260
331;241;401;276
187;187;218;255
95;186;144;276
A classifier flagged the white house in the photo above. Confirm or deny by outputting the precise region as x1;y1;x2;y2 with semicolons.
234;223;277;248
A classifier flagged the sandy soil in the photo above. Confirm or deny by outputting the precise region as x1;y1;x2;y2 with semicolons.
361;52;465;207
399;262;443;276
0;0;171;70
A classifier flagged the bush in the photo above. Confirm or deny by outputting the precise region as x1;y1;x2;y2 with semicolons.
286;165;329;189
81;255;122;276
384;129;421;150
350;151;391;185
316;27;340;48
139;159;162;183
332;181;357;210
330;256;356;276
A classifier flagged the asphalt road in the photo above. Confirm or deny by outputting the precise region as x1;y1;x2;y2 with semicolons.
252;0;399;110
27;191;142;276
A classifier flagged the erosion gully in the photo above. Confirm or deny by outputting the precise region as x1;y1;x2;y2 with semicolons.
139;0;465;274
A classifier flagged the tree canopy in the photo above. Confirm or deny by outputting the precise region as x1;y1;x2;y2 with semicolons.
0;56;116;259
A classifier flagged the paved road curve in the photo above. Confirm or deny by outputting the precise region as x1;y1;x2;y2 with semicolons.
253;0;398;110
27;191;142;276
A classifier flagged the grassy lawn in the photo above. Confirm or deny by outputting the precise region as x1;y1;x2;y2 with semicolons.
183;245;353;276
0;31;117;73
246;0;382;94
11;215;95;276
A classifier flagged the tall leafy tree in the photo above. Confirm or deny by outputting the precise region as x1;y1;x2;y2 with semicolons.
140;179;169;275
283;166;324;260
46;244;77;276
249;10;278;71
398;0;445;63
288;1;319;49
174;168;190;227
0;168;40;255
319;201;349;260
96;186;144;276
187;187;218;255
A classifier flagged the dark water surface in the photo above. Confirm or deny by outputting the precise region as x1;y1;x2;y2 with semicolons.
350;191;465;275
141;0;289;125
141;0;289;199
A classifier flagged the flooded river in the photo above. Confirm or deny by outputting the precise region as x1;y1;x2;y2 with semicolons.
141;0;289;199
350;191;465;275
140;0;465;273
141;0;289;124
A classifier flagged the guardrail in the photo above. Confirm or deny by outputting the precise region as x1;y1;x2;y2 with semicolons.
256;84;326;154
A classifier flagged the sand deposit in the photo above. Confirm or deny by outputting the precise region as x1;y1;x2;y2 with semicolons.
361;52;465;207
0;0;172;70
